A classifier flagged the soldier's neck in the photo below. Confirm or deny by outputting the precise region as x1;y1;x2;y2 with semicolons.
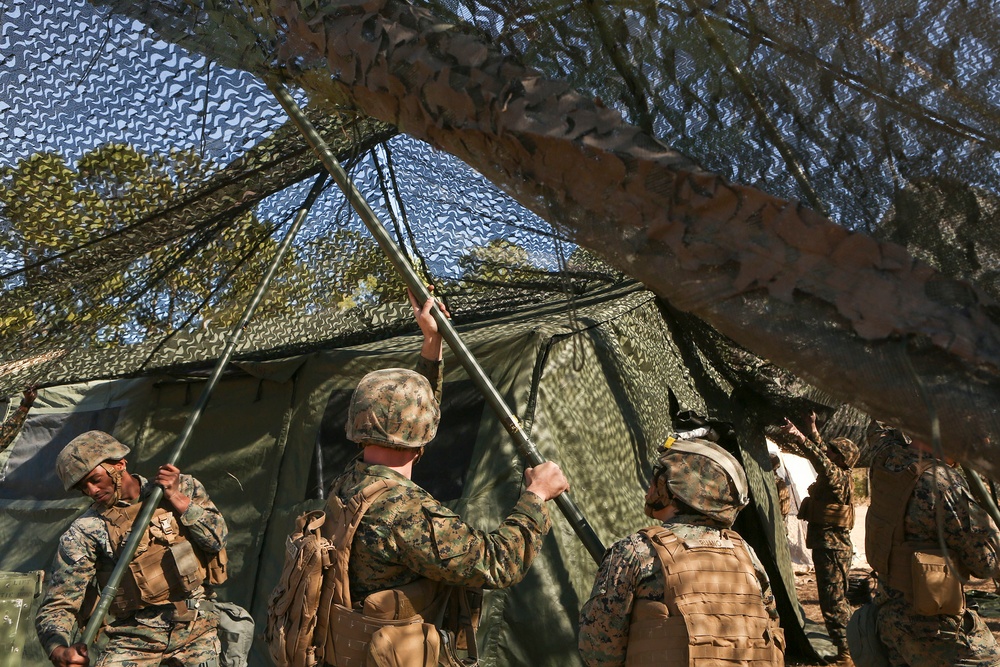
120;472;142;503
363;445;419;479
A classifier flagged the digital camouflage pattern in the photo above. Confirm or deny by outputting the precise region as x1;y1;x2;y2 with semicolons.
796;435;855;650
35;473;228;662
0;401;31;453
578;516;779;667
648;438;748;527
870;440;1000;667
827;436;861;469
55;430;131;490
328;460;551;601
95;609;219;667
346;366;441;450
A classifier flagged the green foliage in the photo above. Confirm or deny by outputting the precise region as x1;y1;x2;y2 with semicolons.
0;144;290;345
458;237;537;285
0;143;418;352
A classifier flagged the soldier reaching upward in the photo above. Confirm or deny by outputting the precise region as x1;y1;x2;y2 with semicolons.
316;290;569;664
780;412;858;664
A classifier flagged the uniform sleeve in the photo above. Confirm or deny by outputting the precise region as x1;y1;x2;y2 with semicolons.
0;403;30;453
798;437;852;504
578;540;640;667
35;524;98;656
931;470;1000;580
390;489;550;590
414;356;443;404
175;475;228;554
745;543;780;620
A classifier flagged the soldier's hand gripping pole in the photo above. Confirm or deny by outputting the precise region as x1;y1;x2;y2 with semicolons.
79;174;328;648
268;80;606;564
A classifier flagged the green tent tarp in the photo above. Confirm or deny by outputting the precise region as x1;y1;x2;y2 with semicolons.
0;283;823;666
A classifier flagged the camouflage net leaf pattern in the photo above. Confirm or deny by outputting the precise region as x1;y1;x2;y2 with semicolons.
2;0;625;400
6;0;1000;471
252;0;1000;470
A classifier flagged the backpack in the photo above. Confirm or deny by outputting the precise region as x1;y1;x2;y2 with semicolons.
265;509;332;667
265;480;399;667
215;600;255;667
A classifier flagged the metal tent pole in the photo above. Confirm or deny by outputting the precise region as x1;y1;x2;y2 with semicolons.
268;81;606;564
80;173;328;646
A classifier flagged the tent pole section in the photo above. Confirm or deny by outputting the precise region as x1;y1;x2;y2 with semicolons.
80;174;328;647
268;81;606;564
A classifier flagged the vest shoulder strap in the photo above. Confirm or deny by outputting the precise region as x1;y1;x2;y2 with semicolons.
100;502;173;555
324;479;400;610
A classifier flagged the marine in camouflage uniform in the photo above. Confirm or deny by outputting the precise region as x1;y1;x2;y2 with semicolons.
35;431;227;667
0;386;36;453
332;292;569;614
578;437;783;667
781;414;858;658
868;427;1000;667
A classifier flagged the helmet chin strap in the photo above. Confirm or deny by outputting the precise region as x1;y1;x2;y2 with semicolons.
98;461;124;508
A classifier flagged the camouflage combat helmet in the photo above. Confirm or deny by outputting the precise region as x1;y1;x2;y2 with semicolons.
865;419;909;450
346;368;440;449
828;436;860;468
648;437;750;526
56;430;130;491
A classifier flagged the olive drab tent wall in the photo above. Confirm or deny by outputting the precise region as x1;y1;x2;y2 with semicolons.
0;283;832;667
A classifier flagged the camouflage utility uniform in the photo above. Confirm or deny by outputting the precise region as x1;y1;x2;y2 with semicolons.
330;461;551;601
332;356;552;601
871;439;1000;667
36;473;228;666
578;513;779;666
798;435;855;652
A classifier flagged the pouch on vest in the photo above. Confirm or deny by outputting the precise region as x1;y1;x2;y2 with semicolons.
910;550;964;616
128;537;207;606
206;546;229;586
365;623;440;667
799;496;854;527
328;602;426;667
350;581;478;667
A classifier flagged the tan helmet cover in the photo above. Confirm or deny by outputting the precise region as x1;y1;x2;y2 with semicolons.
56;430;131;491
346;368;440;449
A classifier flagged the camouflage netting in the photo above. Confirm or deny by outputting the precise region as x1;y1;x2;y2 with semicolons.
3;0;1000;472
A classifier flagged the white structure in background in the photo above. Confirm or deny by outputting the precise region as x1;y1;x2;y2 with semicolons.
767;438;869;573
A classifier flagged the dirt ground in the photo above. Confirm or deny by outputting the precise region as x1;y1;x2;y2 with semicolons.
788;569;1000;666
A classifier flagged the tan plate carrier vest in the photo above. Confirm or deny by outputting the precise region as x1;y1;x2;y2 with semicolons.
96;502;228;617
626;526;784;667
865;451;965;615
798;483;854;529
314;480;479;667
